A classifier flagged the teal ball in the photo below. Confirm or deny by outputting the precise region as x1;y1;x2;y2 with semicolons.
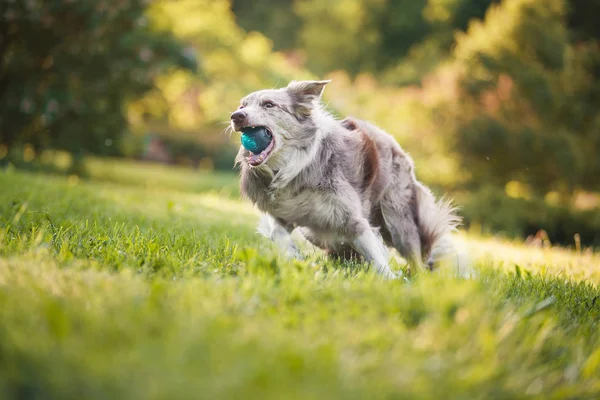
241;127;271;154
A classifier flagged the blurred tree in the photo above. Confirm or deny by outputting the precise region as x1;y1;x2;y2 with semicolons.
449;0;600;201
125;0;313;168
366;0;431;73
231;0;300;51
233;0;498;81
0;0;195;159
293;0;384;76
568;0;600;42
138;0;311;129
292;0;444;77
382;0;497;85
425;0;497;33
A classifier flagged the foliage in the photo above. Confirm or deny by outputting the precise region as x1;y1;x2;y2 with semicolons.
0;0;195;156
292;0;425;76
4;0;600;244
445;0;600;198
1;162;599;399
231;0;300;51
232;0;496;79
457;185;600;245
125;0;313;162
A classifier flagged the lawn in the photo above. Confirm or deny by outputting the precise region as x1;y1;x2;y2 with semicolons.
1;158;599;399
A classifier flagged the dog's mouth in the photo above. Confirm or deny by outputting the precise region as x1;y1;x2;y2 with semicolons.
240;126;274;167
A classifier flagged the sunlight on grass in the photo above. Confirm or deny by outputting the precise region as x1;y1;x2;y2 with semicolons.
1;159;599;399
85;156;240;197
457;234;600;283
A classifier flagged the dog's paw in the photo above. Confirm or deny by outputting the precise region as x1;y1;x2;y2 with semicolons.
281;247;305;261
381;269;406;281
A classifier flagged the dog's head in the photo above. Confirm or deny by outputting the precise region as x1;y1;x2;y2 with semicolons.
231;80;330;168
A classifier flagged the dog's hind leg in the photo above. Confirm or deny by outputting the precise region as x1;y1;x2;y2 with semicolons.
348;219;399;280
380;194;427;273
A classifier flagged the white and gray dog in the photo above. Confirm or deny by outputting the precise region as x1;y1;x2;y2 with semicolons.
231;80;460;279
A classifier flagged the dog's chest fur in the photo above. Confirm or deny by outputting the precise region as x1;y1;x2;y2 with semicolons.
241;168;347;231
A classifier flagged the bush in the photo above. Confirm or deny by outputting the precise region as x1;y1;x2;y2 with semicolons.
0;0;195;156
447;0;600;198
457;185;600;247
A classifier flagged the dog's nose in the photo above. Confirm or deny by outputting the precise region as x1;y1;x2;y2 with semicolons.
230;110;247;125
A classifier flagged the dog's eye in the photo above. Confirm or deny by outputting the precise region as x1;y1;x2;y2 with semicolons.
263;101;275;109
239;104;246;109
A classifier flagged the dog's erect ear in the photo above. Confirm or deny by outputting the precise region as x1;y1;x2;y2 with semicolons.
286;80;331;102
286;80;331;119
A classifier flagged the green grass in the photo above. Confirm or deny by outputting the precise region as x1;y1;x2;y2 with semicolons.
1;159;599;399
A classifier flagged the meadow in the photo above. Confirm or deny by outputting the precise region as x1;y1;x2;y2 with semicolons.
1;158;599;399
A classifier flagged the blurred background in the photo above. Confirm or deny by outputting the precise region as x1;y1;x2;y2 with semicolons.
1;0;599;246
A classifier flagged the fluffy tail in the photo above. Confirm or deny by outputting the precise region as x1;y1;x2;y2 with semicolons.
414;183;462;268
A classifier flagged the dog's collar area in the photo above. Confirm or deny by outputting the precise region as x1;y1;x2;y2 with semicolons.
249;163;278;177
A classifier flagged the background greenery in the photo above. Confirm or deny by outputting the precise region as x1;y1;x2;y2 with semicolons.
1;0;599;242
2;3;600;396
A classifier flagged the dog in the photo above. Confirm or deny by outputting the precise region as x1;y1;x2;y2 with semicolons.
231;80;461;279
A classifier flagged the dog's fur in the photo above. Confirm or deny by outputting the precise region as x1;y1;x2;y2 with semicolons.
231;80;460;279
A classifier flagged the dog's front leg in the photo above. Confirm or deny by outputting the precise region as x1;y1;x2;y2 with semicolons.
350;219;400;280
257;214;303;260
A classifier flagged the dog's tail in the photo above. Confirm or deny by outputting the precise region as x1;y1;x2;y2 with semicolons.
414;183;471;275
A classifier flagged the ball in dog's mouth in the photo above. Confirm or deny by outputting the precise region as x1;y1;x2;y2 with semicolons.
241;126;274;166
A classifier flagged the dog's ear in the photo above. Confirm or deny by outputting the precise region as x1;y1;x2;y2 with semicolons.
286;80;331;101
286;80;331;119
